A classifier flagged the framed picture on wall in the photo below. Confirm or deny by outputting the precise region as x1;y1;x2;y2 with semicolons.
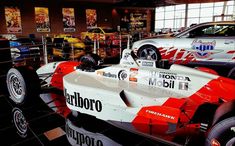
5;7;22;33
35;7;50;32
62;8;76;32
86;9;97;29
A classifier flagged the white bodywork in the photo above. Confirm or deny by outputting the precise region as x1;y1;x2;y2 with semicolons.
63;49;218;123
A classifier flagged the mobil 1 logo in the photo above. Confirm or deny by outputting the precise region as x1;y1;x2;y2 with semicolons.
149;71;190;90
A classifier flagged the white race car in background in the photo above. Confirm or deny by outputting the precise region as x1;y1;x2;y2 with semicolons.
131;21;235;79
6;49;235;146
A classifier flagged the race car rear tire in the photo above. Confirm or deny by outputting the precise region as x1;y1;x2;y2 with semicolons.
6;66;40;105
205;116;235;146
137;45;161;61
227;67;235;79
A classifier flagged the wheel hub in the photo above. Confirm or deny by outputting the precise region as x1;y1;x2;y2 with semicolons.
12;107;27;138
12;77;22;95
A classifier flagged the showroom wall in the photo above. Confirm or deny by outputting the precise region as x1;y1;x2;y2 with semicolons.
0;0;121;38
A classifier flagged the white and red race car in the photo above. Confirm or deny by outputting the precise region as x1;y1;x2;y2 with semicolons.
6;49;235;146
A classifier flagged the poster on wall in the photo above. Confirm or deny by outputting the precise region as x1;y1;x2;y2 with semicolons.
35;7;50;32
5;7;22;33
86;9;97;29
62;8;76;32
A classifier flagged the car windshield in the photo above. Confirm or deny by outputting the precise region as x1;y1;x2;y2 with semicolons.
214;25;235;36
175;22;235;38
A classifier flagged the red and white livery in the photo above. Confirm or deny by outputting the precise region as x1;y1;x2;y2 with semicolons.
6;49;235;146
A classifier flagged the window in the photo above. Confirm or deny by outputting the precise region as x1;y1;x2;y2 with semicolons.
155;4;186;32
155;0;235;31
188;9;200;18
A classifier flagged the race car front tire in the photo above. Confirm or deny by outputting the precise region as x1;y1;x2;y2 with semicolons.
205;116;235;146
6;67;40;105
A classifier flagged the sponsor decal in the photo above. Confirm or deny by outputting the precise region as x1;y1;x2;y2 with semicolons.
149;71;190;90
146;110;175;120
66;124;103;146
129;68;138;82
142;61;154;67
64;89;102;112
191;39;216;58
96;71;117;78
159;72;191;81
179;82;189;90
149;78;175;89
123;52;131;60
118;70;127;80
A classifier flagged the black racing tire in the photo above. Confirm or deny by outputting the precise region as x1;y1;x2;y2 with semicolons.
227;67;235;79
6;66;40;105
205;116;235;146
137;45;161;61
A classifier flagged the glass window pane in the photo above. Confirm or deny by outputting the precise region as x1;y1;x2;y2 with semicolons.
175;18;185;29
227;0;234;5
155;20;164;30
214;1;224;7
155;12;164;20
226;5;234;15
175;4;186;10
201;2;214;8
187;18;199;27
188;3;200;9
200;7;213;17
224;16;233;21
213;6;223;15
165;11;174;19
188;9;200;18
165;19;174;28
156;7;165;12
200;17;212;23
165;6;174;11
175;10;185;19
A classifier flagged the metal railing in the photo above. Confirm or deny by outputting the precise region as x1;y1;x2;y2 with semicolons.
0;34;132;74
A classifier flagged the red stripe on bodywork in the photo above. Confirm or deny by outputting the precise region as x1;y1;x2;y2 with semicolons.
227;50;235;54
51;61;81;90
132;76;235;136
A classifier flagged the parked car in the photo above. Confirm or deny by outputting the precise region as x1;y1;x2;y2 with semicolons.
6;49;235;146
131;21;235;78
51;34;86;60
80;27;121;46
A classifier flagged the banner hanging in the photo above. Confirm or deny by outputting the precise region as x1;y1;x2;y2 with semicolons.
5;7;22;33
35;7;50;32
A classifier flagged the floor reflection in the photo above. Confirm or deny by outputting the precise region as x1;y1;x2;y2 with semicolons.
0;88;172;146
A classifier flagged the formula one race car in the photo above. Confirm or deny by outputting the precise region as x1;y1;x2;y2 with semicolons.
6;49;235;146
